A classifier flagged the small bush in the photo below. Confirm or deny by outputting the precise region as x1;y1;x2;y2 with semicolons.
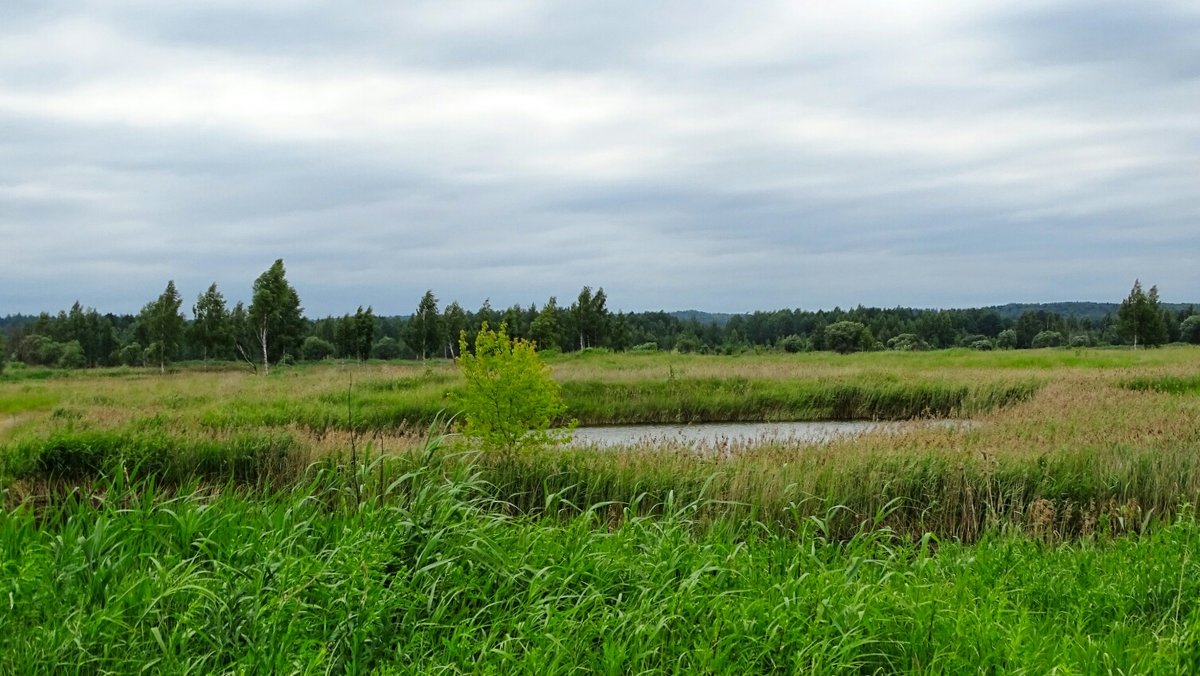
1032;331;1064;349
456;322;570;456
301;336;336;361
778;335;807;353
887;334;929;351
372;337;402;360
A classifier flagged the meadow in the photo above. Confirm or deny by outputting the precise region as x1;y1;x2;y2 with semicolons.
2;346;1200;672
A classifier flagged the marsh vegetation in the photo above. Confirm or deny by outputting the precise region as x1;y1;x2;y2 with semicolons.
3;346;1200;671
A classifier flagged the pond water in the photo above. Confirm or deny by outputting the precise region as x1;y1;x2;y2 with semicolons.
565;419;965;451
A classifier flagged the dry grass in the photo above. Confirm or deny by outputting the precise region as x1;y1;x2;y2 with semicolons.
4;347;1200;539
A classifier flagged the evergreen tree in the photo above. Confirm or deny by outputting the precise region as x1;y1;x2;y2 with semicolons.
247;260;305;374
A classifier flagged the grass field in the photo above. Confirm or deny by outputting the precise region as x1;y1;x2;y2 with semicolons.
3;346;1200;671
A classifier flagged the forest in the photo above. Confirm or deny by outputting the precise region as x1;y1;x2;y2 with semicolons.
2;259;1197;372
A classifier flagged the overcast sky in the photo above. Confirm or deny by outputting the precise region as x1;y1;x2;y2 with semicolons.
2;1;1197;316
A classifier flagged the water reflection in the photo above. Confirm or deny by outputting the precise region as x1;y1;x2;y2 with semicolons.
565;420;967;451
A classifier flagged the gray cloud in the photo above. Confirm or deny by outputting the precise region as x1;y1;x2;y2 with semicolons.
2;1;1197;316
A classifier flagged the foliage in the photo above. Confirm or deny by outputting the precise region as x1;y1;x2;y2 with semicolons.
824;320;873;354
1118;280;1168;348
1014;310;1065;348
372;336;402;360
0;333;5;375
674;333;703;354
1031;330;1064;349
247;259;305;374
886;333;928;351
57;340;87;369
1070;334;1092;348
1179;315;1200;345
301;336;336;361
530;296;562;352
570;286;610;350
5;455;1200;673
191;282;230;362
456;322;569;456
117;341;143;367
778;334;806;353
338;305;376;361
138;280;185;373
18;335;62;366
12;279;1200;373
970;339;994;351
407;290;443;361
441;302;468;358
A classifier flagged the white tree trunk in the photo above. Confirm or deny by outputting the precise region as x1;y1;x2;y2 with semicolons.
259;323;270;375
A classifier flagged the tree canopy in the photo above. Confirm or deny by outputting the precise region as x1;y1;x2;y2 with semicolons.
455;322;569;457
1117;280;1168;348
138;280;185;373
247;260;305;374
191;283;230;362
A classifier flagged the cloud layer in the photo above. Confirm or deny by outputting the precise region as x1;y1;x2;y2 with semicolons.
3;1;1197;315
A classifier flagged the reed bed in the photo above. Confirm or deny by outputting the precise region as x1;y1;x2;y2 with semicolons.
4;348;1200;671
467;371;1200;540
4;449;1200;673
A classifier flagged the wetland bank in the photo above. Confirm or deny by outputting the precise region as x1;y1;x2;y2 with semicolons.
3;347;1200;672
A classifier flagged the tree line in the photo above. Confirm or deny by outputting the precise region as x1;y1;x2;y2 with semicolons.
2;267;1197;373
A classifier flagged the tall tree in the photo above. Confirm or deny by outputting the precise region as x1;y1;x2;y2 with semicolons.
248;259;305;374
1117;280;1167;349
530;296;562;352
139;280;185;373
230;301;257;371
1145;285;1170;347
407;290;443;360
442;301;467;358
191;283;230;363
569;286;611;350
353;306;376;361
571;287;593;350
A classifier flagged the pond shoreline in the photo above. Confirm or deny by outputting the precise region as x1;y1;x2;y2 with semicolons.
563;419;972;450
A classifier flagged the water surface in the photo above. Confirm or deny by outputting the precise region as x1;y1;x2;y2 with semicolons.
566;420;963;450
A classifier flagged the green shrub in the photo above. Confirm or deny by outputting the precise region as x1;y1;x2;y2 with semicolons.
1032;330;1064;349
456;322;570;456
301;336;336;361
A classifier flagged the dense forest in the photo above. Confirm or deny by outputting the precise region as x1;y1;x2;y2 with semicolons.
2;260;1197;371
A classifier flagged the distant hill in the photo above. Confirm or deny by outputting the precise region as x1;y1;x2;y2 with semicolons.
0;314;36;331
982;302;1198;323
668;310;737;326
667;302;1200;327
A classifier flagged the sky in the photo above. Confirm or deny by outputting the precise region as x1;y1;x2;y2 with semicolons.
2;0;1198;317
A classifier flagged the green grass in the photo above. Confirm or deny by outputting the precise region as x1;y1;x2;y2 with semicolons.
0;390;58;415
3;457;1200;673
1124;374;1200;395
560;376;1038;423
4;348;1200;671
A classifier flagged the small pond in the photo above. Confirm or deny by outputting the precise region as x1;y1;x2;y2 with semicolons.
565;420;968;451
